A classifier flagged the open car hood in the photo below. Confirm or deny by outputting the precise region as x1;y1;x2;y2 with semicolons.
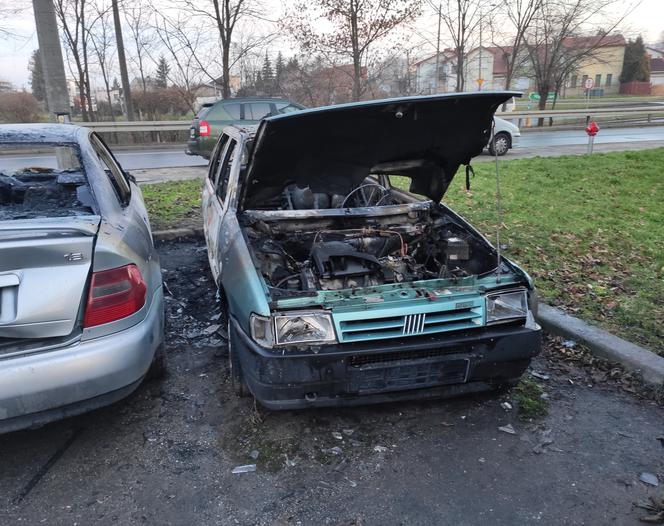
242;91;520;207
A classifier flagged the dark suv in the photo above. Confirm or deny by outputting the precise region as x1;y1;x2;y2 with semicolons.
186;97;303;159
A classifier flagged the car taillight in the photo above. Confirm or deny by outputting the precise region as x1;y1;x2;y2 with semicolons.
83;264;147;328
199;120;210;136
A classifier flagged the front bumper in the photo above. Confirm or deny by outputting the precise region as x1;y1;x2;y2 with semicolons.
231;315;541;409
0;288;164;433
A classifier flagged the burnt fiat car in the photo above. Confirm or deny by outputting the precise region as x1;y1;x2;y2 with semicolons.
202;92;541;409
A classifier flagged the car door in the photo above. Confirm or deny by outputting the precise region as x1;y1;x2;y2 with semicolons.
202;134;228;245
205;134;240;282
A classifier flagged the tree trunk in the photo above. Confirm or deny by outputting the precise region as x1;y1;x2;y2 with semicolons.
537;85;548;127
112;0;135;120
222;44;231;98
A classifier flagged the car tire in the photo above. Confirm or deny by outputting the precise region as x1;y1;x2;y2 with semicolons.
219;287;250;398
146;343;167;381
489;132;510;156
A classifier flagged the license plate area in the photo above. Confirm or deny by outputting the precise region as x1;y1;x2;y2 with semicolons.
348;357;470;395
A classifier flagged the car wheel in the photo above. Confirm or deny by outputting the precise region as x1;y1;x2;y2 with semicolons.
219;287;250;398
489;132;510;156
146;343;167;380
227;316;250;398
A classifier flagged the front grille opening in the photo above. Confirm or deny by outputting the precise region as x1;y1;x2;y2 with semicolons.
348;347;468;367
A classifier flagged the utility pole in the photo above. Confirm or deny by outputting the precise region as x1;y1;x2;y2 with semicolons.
478;13;482;91
111;0;135;121
434;2;441;93
32;0;70;122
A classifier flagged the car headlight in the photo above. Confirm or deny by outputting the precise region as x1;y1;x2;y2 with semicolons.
486;289;528;324
250;311;337;348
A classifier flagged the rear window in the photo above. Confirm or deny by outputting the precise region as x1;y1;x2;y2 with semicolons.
245;102;272;120
0;143;95;221
223;103;241;119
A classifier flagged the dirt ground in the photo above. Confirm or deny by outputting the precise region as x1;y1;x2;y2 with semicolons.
1;239;663;526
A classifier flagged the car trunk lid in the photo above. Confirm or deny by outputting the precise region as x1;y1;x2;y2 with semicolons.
241;91;520;208
0;216;100;339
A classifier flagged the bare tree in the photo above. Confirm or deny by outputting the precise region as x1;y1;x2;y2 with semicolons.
152;11;210;111
525;0;630;121
436;0;496;92
88;1;117;120
285;0;421;101
125;1;152;93
54;0;95;120
489;0;543;92
165;0;265;98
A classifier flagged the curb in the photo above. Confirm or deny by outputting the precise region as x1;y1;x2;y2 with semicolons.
152;227;204;241
537;303;664;386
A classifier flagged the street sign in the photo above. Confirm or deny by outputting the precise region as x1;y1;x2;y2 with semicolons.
584;77;595;90
528;92;556;101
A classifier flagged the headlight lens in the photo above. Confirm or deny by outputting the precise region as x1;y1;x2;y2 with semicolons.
486;289;528;324
250;311;337;347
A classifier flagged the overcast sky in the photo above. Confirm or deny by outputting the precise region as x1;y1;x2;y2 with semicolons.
1;0;662;90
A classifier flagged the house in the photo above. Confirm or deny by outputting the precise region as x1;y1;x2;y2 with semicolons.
562;34;626;96
0;79;14;92
650;57;664;95
414;50;457;94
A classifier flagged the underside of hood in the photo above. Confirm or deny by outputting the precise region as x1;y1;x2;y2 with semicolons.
242;91;520;207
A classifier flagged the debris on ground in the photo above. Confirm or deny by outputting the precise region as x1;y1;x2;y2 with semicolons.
530;371;550;381
332;432;343;440
532;429;554;454
500;402;513;411
636;495;664;523
373;445;389;453
640;472;660;487
498;424;516;435
249;450;260;460
232;464;257;474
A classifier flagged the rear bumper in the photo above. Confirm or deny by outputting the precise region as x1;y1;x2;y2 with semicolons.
185;138;210;159
231;315;541;410
0;288;164;433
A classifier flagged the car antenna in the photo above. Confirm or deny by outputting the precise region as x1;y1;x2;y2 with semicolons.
492;118;504;284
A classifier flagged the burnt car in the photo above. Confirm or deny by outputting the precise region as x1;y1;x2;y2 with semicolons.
202;92;541;409
0;124;165;433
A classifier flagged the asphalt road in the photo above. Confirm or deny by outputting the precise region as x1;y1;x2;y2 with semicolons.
1;125;664;172
1;240;662;526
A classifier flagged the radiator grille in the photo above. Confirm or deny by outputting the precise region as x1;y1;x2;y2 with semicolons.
337;302;483;343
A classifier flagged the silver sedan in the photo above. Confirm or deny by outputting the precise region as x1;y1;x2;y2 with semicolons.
0;124;165;433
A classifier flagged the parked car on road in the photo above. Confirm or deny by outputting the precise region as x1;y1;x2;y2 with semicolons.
0;124;165;433
186;97;304;159
489;117;521;156
202;92;541;409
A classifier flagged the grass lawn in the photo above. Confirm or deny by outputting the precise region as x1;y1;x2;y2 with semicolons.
142;148;664;353
141;179;203;232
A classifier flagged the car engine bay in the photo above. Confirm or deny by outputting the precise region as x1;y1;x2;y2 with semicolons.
243;197;500;295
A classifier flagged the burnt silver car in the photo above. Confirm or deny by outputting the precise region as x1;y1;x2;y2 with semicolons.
0;124;165;433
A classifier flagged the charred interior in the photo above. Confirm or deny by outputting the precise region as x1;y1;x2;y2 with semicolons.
243;197;498;295
0;170;94;221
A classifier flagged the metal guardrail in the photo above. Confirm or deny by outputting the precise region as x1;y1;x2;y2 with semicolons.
77;105;664;133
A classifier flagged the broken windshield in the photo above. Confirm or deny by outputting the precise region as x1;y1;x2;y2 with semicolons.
0;143;95;221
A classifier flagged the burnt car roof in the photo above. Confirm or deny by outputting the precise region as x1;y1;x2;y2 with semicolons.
241;91;520;207
0;123;87;144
